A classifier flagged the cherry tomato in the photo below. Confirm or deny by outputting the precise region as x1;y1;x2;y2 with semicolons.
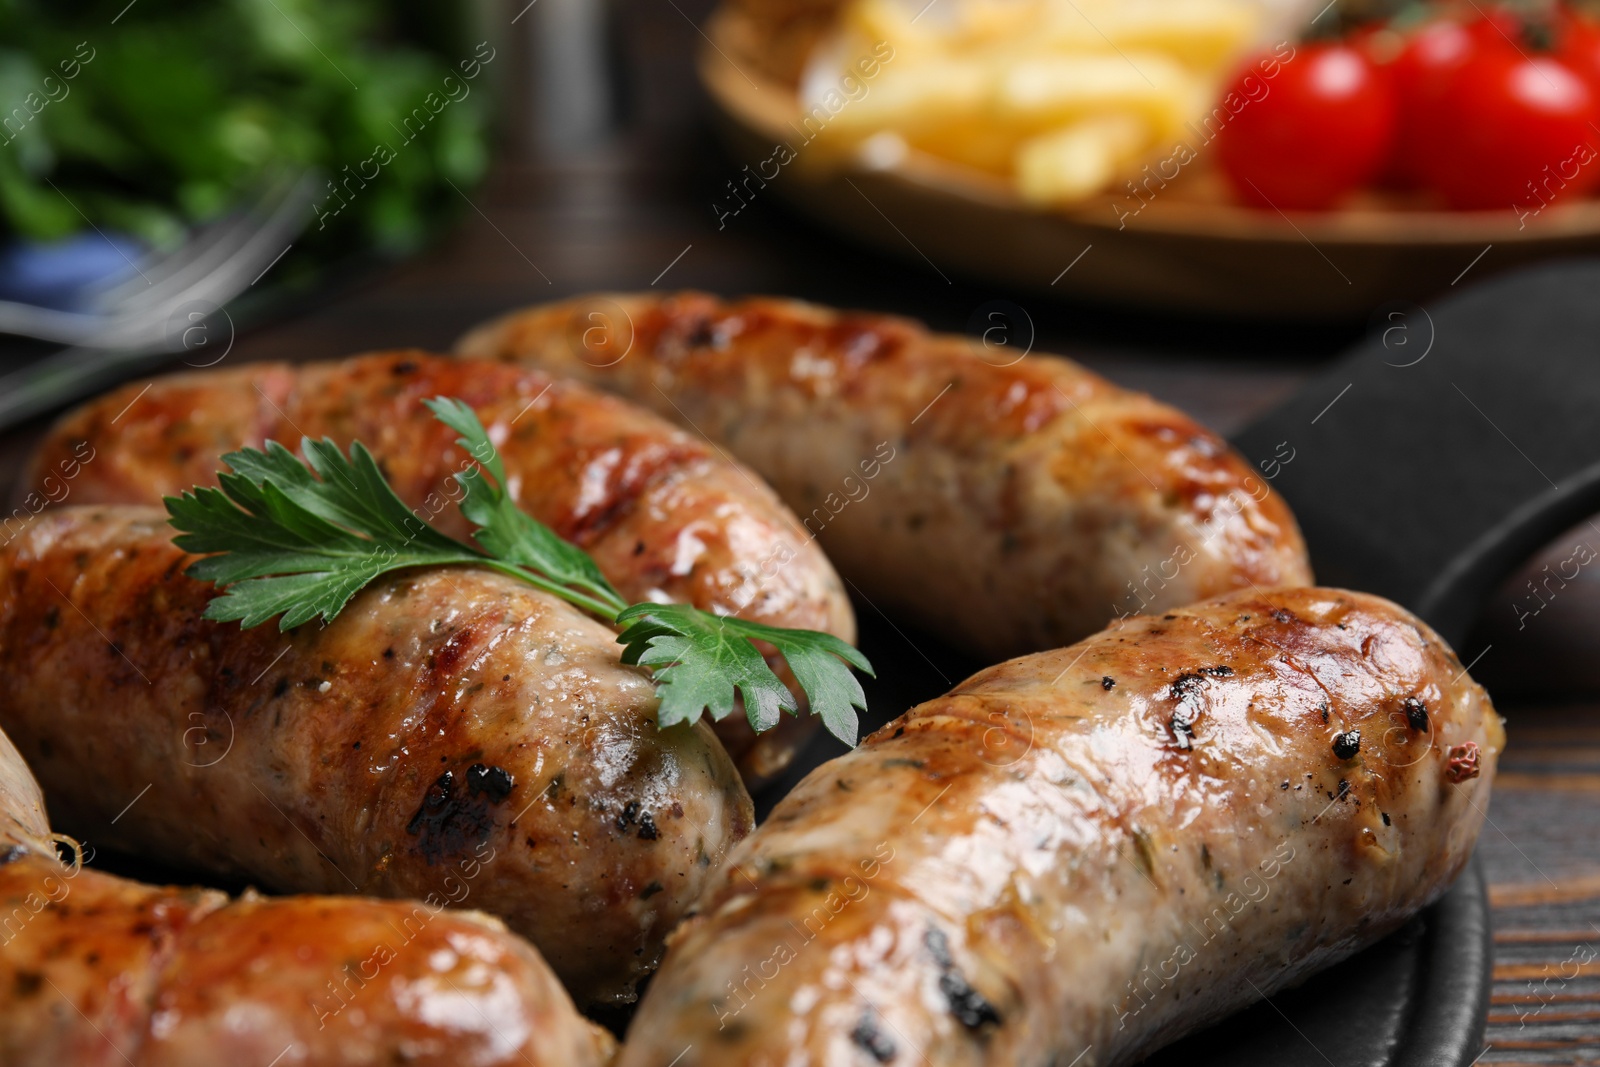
1389;18;1478;186
1466;4;1525;47
1349;22;1407;67
1412;47;1600;210
1558;13;1600;95
1217;43;1398;210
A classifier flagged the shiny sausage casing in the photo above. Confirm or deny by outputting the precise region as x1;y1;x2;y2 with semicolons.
615;587;1502;1067
26;351;854;784
0;506;753;1006
459;292;1314;661
0;723;615;1067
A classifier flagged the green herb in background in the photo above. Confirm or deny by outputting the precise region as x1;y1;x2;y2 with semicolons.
164;398;875;746
0;0;493;257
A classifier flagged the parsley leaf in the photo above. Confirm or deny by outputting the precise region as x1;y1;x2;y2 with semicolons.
422;398;627;617
617;603;872;745
164;396;874;745
167;438;480;629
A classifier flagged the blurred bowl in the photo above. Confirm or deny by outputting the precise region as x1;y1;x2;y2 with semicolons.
700;6;1600;319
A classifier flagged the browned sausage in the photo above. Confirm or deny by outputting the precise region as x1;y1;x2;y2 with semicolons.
0;723;614;1067
458;292;1313;661
614;586;1502;1066
0;505;752;1007
24;351;855;783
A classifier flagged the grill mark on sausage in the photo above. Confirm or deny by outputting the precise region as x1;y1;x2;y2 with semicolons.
1404;696;1430;732
925;926;1002;1033
1168;673;1208;748
638;297;1073;438
851;1010;898;1062
406;767;510;866
467;763;515;803
314;356;718;548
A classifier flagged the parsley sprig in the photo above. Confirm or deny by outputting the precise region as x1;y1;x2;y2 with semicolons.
164;397;872;745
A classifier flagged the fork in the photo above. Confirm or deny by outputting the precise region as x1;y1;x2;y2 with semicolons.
0;171;317;431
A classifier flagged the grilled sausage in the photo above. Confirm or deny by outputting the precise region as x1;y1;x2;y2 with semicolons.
0;723;615;1067
0;505;753;1007
613;586;1503;1066
24;351;854;784
458;292;1314;660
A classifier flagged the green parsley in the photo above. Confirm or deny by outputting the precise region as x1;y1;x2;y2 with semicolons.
163;397;872;745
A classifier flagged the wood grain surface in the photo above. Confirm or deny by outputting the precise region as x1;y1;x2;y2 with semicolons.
0;0;1596;1061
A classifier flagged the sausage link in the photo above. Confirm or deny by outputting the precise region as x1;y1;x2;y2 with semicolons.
0;725;614;1067
25;352;854;784
0;506;752;1006
614;587;1502;1066
459;292;1313;661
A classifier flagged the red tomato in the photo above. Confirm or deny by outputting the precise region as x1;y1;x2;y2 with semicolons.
1349;22;1407;67
1412;47;1600;210
1466;4;1525;47
1392;19;1476;99
1559;14;1600;95
1390;18;1478;185
1217;43;1398;210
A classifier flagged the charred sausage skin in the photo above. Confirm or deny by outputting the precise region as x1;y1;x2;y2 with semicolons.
26;352;855;784
615;587;1502;1067
458;292;1313;661
0;506;753;1006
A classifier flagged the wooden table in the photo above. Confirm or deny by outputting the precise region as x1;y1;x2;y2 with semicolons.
2;1;1597;1061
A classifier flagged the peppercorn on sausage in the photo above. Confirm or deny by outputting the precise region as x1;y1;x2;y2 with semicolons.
614;586;1502;1067
25;352;855;784
0;723;616;1067
458;292;1314;660
0;505;753;1007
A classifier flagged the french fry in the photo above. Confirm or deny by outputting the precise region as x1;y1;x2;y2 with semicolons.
1034;0;1259;69
906;117;1031;172
1016;114;1151;203
818;58;992;137
997;53;1196;138
839;0;944;57
805;0;1262;201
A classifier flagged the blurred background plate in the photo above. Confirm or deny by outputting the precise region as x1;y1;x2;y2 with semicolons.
699;5;1600;319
